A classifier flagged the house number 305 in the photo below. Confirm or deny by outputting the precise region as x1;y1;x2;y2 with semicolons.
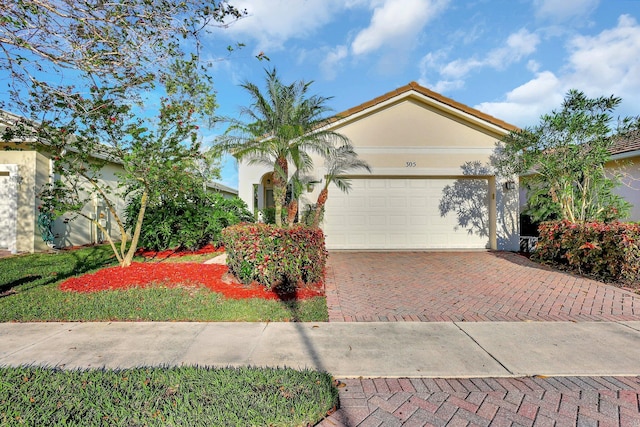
405;161;417;167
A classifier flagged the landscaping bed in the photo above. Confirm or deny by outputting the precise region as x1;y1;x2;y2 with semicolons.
0;245;328;322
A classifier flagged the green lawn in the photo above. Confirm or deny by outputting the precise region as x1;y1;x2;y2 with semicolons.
0;365;338;427
0;245;327;322
0;246;336;426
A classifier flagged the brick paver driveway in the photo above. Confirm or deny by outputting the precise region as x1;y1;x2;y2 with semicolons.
322;251;640;426
325;251;640;322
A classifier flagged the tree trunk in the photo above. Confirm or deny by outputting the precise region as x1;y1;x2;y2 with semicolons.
287;199;298;227
313;187;328;228
122;189;149;267
273;156;288;227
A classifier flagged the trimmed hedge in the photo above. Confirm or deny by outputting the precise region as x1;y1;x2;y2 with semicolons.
221;224;328;289
534;220;640;285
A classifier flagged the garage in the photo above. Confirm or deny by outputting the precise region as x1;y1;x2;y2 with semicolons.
238;82;520;251
322;177;491;250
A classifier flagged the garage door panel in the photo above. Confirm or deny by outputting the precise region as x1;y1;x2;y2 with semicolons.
368;180;386;189
369;215;386;226
369;234;386;245
324;178;489;250
410;216;428;226
369;196;386;208
389;180;407;189
348;197;366;209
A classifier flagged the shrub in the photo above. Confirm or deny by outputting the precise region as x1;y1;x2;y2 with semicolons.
126;191;254;251
221;223;328;290
534;220;640;285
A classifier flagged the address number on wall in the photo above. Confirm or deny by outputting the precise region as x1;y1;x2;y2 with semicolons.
405;162;417;167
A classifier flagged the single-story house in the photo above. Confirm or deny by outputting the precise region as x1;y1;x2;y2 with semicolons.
608;131;640;221
238;82;522;251
0;110;238;254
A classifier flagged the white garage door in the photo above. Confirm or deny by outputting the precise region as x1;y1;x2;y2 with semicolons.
323;178;490;250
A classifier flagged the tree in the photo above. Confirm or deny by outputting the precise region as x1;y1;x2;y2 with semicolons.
311;145;371;228
21;78;215;266
1;1;245;266
217;68;350;226
494;90;637;223
1;1;245;111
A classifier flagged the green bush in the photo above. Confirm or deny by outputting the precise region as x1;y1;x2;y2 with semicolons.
126;191;254;251
221;223;327;290
534;220;640;285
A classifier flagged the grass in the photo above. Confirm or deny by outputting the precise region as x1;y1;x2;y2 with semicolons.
0;245;328;322
0;365;338;426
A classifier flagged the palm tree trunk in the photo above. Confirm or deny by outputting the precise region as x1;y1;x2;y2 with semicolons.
273;155;288;227
287;199;298;227
313;187;328;228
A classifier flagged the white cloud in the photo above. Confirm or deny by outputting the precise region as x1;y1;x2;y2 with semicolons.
475;71;563;126
218;0;345;51
565;15;640;96
527;60;540;73
320;45;349;80
431;79;465;93
474;15;640;127
351;0;450;56
533;0;599;22
419;28;540;93
439;29;540;79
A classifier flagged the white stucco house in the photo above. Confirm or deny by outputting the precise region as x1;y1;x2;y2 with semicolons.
237;82;522;251
0;110;238;254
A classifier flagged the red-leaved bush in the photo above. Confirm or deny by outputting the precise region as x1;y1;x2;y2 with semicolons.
534;220;640;285
221;223;328;289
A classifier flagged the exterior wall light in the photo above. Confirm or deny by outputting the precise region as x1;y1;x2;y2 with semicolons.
307;179;322;193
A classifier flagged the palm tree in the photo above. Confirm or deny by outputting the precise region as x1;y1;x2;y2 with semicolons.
312;145;371;228
218;68;350;226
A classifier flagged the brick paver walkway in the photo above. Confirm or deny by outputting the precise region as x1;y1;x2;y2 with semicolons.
325;251;640;322
318;377;640;426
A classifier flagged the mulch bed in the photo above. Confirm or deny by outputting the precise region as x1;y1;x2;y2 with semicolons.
59;261;324;301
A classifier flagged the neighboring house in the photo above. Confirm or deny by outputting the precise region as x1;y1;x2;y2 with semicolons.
518;131;640;234
238;82;522;251
608;131;640;221
0;110;238;254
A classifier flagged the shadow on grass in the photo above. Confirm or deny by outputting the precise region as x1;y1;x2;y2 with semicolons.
0;275;43;297
0;245;117;296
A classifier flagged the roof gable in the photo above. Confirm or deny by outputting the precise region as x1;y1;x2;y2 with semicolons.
329;82;518;134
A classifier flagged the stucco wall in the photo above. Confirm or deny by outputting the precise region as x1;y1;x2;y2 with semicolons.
608;156;640;221
0;147;130;251
237;92;520;251
51;161;127;248
330;99;500;173
0;150;40;253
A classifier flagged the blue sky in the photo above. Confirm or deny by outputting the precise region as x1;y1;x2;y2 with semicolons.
201;0;640;189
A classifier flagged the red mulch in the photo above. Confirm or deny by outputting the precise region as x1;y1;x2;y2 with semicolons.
58;262;324;301
134;244;223;259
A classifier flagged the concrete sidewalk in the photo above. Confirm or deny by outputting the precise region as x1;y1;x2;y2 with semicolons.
1;321;640;377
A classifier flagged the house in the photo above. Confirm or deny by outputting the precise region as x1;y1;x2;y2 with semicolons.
608;131;640;221
0;110;238;254
237;82;522;251
517;131;640;237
